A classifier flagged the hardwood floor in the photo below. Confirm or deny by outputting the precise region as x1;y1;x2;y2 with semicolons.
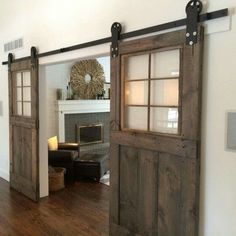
0;178;109;236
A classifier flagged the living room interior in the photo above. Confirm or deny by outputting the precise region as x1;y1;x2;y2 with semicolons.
0;0;236;236
40;55;111;191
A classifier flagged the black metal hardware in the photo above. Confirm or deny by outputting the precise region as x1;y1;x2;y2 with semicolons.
111;22;122;58
185;0;203;46
7;53;14;71
2;8;228;65
31;46;38;70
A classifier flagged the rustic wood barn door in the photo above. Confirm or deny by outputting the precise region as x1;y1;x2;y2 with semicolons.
8;48;39;201
110;28;204;236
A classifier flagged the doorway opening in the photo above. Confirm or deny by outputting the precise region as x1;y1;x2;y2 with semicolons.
39;54;111;197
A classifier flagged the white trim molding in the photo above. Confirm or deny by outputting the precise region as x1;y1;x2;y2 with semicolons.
0;167;9;181
56;100;110;142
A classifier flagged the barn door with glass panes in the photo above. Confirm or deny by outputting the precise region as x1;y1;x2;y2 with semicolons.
8;49;39;202
110;28;204;236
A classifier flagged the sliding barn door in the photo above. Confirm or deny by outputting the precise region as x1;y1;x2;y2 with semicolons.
110;28;204;236
8;48;39;201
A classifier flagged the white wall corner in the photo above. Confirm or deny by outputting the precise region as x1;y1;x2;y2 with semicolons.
0;168;9;181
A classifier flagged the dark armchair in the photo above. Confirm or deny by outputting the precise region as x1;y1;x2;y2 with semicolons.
48;136;80;184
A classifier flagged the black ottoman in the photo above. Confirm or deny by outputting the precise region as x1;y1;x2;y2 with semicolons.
74;153;109;181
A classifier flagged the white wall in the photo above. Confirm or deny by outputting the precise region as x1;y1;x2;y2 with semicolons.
0;0;236;235
44;57;110;139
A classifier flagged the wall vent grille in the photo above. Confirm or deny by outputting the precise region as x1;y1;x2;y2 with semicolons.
4;38;23;52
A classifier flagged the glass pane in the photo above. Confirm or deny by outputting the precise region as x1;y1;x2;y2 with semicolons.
124;106;147;130
16;72;22;86
151;50;180;78
150;79;179;106
23;102;31;117
16;102;22;115
23;71;31;86
125;81;148;105
150;107;178;134
23;87;31;101
125;54;149;80
16;88;22;101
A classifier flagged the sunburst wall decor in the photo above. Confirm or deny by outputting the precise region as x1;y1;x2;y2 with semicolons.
70;59;105;99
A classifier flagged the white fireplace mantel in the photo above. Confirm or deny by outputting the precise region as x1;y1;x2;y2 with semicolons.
56;100;110;142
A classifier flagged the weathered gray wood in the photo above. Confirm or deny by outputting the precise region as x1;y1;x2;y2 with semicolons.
111;131;197;159
110;53;121;131
181;27;204;141
119;146;158;236
119;30;185;55
110;27;204;236
110;223;142;236
10;60;31;72
9;56;39;202
109;144;120;227
119;146;139;233
157;153;199;236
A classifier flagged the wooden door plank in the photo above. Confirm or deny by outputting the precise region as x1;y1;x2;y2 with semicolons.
136;149;158;236
110;223;142;236
111;131;197;158
119;30;186;55
21;127;33;180
181;27;204;141
109;144;120;227
119;146;159;236
119;146;139;232
110;54;121;131
12;126;22;175
157;153;199;236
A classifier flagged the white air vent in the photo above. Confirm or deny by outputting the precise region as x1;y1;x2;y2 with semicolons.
4;38;23;52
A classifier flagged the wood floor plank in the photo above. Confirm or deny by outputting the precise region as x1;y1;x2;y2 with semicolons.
0;178;109;236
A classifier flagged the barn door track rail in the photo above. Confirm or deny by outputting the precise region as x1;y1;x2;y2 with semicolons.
2;0;228;65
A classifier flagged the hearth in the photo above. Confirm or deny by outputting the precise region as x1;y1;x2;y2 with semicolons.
76;123;104;145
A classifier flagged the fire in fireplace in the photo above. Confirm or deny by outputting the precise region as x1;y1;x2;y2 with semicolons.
76;123;104;145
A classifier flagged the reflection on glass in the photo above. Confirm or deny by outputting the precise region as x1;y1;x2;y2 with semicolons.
150;107;178;134
23;102;31;117
151;50;180;78
17;102;22;115
125;54;149;80
23;87;31;101
125;107;147;130
23;71;31;86
150;79;179;106
125;81;148;105
16;72;22;86
17;88;22;101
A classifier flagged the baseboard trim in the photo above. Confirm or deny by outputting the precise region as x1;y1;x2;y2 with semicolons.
0;168;9;181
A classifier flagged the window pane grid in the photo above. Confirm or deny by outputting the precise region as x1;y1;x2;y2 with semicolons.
14;71;32;118
123;49;180;135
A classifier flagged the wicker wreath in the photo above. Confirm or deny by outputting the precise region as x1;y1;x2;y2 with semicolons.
70;59;105;99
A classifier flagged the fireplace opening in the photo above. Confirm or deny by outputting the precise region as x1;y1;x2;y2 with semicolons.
76;123;104;145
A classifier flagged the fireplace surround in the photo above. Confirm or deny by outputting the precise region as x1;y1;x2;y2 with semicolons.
56;100;110;142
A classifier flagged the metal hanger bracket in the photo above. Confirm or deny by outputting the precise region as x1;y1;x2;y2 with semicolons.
8;53;14;71
31;46;38;70
185;0;203;46
111;22;122;58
